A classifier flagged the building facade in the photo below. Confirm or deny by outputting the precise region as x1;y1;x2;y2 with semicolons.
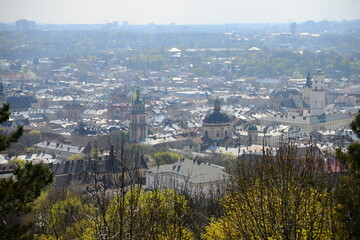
302;70;325;116
146;158;228;195
259;70;352;133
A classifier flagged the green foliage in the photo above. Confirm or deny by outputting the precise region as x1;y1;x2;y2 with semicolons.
0;104;23;151
151;151;184;166
7;158;26;167
334;173;360;239
35;188;192;239
203;146;344;239
19;130;42;147
67;154;84;161
350;109;360;139
0;162;54;239
1;30;359;78
203;183;338;240
48;192;95;239
89;148;100;158
334;110;360;239
106;188;192;239
24;147;38;154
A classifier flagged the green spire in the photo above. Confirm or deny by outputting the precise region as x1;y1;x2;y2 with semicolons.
136;87;140;102
305;72;312;88
133;87;143;104
214;98;221;110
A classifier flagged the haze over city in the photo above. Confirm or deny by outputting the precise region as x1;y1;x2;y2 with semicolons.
1;0;360;238
1;0;360;24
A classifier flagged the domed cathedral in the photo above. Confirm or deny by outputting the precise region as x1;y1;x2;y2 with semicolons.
130;88;147;142
302;70;326;116
202;98;232;143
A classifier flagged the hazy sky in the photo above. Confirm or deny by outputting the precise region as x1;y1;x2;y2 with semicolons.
0;0;359;24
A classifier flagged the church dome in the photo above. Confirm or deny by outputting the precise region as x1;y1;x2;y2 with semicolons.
203;98;230;124
203;109;230;124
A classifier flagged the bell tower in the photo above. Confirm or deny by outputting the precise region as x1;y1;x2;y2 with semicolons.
301;70;325;116
130;88;147;142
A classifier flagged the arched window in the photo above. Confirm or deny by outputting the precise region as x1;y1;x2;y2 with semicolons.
225;130;228;137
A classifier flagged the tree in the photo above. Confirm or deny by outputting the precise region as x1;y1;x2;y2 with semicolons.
19;130;42;147
105;188;192;239
0;104;23;151
203;145;343;239
67;154;84;161
24;147;38;154
335;109;360;239
0;103;53;239
47;192;95;239
151;151;184;167
0;162;54;239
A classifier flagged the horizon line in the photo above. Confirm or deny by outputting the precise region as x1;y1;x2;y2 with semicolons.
1;18;360;26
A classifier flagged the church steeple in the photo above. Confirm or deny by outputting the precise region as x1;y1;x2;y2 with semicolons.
136;87;140;102
214;97;221;110
132;87;143;104
130;88;147;142
305;72;312;88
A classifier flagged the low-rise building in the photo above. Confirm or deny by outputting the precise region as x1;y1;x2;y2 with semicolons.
146;158;228;195
34;141;87;160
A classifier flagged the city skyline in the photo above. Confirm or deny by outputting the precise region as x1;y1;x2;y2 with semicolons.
0;0;360;25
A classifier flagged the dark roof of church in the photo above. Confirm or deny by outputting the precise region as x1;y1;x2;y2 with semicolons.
280;99;297;108
271;89;300;98
203;109;230;124
7;96;32;109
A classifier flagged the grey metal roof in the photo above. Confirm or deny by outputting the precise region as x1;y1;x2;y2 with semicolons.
147;159;228;184
34;141;84;154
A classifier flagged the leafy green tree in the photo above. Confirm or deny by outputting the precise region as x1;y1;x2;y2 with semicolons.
0;103;53;239
47;192;95;239
151;151;184;166
19;130;42;147
203;145;343;239
0;162;54;239
67;154;84;161
350;109;360;142
106;188;192;239
24;147;38;154
335;109;360;239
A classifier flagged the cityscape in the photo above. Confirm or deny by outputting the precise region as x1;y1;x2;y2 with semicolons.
0;2;360;239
